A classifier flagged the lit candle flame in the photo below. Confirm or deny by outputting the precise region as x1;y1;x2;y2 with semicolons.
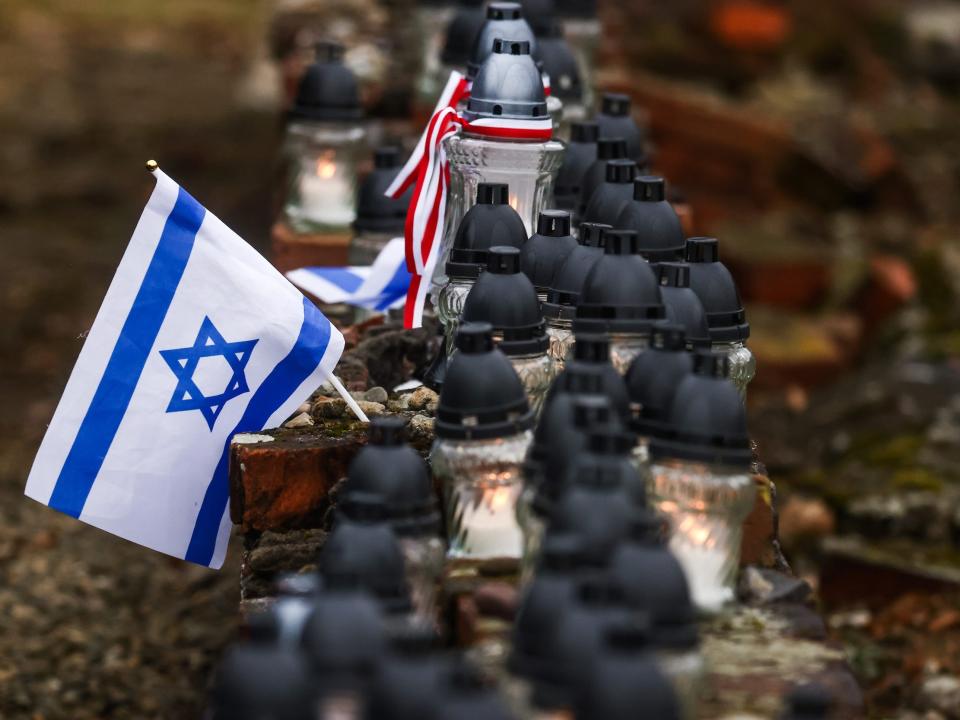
316;153;337;179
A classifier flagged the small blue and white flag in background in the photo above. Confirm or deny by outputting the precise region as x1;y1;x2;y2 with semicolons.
25;164;345;569
285;237;410;313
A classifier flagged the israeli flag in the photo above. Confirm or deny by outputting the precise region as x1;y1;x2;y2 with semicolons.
286;237;410;312
25;166;344;569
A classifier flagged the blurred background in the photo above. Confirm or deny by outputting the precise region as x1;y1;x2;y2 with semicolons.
1;0;960;717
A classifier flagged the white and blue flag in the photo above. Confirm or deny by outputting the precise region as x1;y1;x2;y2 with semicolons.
286;237;410;313
25;166;344;569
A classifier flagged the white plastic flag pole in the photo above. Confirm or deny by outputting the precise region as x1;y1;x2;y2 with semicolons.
327;373;369;423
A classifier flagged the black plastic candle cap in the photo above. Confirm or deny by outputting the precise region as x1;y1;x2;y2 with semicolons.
456;322;495;353
570;121;599;143
487;245;522;274
601;92;631;116
635;176;666;202
493;38;530;55
596;137;627;160
685;236;720;263
537;210;572;237
578;222;610;249
477;183;510;205
603;229;640;256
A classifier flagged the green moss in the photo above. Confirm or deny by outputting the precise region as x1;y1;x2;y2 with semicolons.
890;468;944;492
860;433;924;467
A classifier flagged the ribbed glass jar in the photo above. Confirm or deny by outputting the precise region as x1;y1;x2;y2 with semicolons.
436;277;474;356
432;431;532;560
545;317;574;374
508;352;556;416
397;535;446;627
714;341;756;397
609;332;649;375
645;459;756;613
434;133;564;292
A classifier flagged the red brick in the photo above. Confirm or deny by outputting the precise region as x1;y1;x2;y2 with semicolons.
229;424;366;533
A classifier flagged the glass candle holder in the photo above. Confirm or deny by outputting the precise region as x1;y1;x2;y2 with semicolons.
432;431;532;560
436;132;564;289
282;122;368;234
609;332;650;374
348;230;395;265
437;277;474;355
397;535;446;626
646;459;756;613
715;341;756;397
507;350;556;415
545;317;574;371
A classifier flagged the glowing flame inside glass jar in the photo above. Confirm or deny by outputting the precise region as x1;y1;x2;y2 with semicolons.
647;461;755;613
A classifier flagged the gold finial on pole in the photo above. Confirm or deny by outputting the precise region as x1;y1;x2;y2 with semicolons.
145;159;159;172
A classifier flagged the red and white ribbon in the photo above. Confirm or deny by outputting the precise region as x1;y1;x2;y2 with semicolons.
386;70;553;329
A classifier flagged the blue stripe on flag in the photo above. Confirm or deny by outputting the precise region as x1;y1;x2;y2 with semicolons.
48;187;206;518
372;260;412;311
184;297;332;566
309;267;363;294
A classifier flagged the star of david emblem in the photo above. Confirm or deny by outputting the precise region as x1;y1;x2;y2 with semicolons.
159;317;258;430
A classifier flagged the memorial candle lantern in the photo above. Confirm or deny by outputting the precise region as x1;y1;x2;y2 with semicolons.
348;147;413;265
467;2;538;81
573;623;682;720
519;394;620;575
595;92;647;164
414;0;465;108
552;121;599;214
544;332;630;420
610;513;705;719
340;417;443;624
615;176;686;262
436;183;527;357
301;587;388;720
460;247;554;412
319;496;413;618
656;262;712;350
624;324;693;471
520;210;579;302
684;237;755;396
647;351;754;613
577;136;631;222
553;0;600;106
442;38;564;268
283;42;367;234
541;221;608;372
574;229;665;373
432;323;535;562
537;21;587;132
581;158;639;225
207;629;316;720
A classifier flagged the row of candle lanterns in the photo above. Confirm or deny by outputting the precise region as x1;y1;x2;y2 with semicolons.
206;412;830;720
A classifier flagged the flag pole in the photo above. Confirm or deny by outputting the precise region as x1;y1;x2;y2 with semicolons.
327;374;369;423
